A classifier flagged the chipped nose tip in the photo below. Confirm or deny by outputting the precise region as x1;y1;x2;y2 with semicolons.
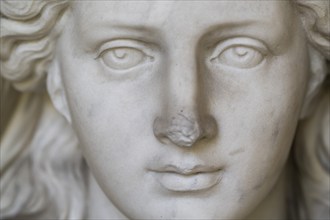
153;114;207;147
166;121;202;147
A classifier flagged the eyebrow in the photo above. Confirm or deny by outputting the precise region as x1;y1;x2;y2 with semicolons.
107;24;161;38
80;16;290;56
201;20;272;43
87;18;270;41
81;22;163;45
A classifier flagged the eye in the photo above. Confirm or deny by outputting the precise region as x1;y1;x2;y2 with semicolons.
100;47;152;70
210;39;267;69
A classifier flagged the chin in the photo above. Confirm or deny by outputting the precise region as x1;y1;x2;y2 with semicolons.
120;195;249;220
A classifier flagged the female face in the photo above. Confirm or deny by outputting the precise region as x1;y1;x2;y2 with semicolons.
52;1;310;219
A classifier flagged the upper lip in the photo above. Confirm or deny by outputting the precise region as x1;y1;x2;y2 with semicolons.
149;164;222;175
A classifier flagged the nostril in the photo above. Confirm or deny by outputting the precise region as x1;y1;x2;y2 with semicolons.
153;117;166;139
202;115;218;139
153;114;217;148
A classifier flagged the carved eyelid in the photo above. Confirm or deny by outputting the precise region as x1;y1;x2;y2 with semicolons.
95;39;156;59
209;37;269;60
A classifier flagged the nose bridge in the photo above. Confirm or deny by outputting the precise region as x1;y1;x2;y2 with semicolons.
167;43;199;113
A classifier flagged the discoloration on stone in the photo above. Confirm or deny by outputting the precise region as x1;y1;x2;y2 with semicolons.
166;113;202;147
153;113;217;147
229;148;245;156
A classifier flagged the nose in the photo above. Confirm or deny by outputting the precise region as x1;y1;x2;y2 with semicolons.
153;114;217;148
153;46;217;148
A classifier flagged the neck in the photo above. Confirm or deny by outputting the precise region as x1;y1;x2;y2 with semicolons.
247;168;288;220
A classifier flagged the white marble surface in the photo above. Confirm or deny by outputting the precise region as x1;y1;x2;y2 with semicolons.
1;1;329;219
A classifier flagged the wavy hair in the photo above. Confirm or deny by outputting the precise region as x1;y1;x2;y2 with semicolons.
1;1;87;219
0;0;329;219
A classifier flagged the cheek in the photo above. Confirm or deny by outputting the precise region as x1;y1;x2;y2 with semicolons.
60;71;165;178
215;54;309;202
226;95;303;207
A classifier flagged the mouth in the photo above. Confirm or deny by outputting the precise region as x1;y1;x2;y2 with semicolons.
149;164;223;192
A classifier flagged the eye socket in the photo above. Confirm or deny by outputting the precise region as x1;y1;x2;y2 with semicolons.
210;39;266;69
100;47;152;70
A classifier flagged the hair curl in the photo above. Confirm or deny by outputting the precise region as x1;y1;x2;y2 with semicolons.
295;0;330;59
0;1;329;219
0;0;69;92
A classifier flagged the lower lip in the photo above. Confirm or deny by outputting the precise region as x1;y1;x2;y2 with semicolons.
153;171;222;192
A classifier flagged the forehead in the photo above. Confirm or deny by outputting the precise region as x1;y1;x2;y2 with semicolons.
71;0;295;35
